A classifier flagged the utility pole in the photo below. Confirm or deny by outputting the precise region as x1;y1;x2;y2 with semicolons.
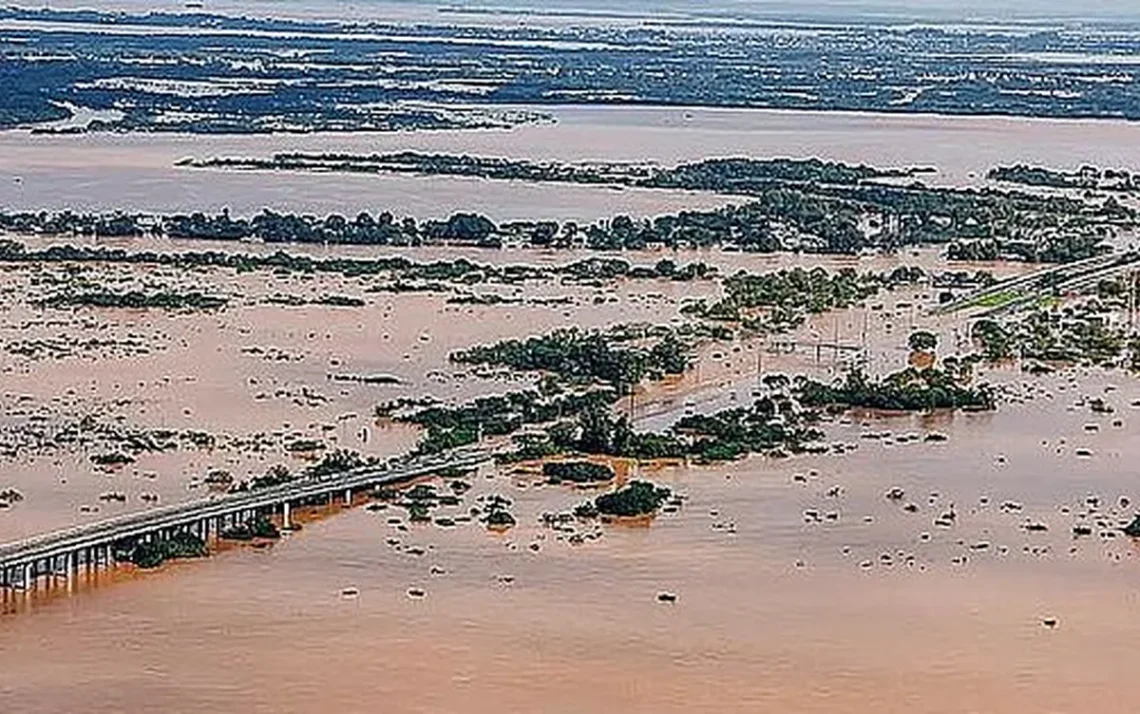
1127;270;1133;332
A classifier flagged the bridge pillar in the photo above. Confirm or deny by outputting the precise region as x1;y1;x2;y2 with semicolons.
344;488;351;505
282;501;291;530
23;562;32;590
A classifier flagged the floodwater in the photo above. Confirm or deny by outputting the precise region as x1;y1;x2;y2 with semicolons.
9;106;1140;218
0;243;720;539
3;107;1140;713
0;232;1011;536
0;237;1137;713
4;319;1140;713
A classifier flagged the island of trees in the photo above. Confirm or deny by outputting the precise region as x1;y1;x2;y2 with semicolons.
590;481;673;518
795;368;995;413
186;152;926;190
989;165;1140;193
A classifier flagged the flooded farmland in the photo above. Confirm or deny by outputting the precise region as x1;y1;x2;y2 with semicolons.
2;105;1140;714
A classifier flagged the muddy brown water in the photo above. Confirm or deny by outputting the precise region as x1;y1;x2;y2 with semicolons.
9;106;1140;222
2;363;1140;713
0;238;1137;712
1;107;1138;711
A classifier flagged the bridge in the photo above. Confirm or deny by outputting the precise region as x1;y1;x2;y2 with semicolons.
0;448;494;591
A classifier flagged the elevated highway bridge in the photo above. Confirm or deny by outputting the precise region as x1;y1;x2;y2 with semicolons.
0;448;493;590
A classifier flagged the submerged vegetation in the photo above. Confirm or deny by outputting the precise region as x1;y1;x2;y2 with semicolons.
452;325;701;394
117;531;208;569
0;240;713;291
475;379;823;467
672;395;825;461
37;290;228;311
796;368;995;412
543;461;615;484
684;266;923;331
990;165;1140;193
220;515;281;541
481;495;517;529
592;481;673;518
0;153;1129;262
398;389;621;456
404;323;729;456
970;294;1140;369
1123;515;1140;538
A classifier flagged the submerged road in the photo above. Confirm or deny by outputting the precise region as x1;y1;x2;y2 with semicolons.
0;447;494;589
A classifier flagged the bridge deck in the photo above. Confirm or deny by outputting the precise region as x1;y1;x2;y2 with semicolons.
0;449;491;571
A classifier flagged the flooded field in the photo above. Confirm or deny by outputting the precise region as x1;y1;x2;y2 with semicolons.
3;107;1140;713
4;332;1140;712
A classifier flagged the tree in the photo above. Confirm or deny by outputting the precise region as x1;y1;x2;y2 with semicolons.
649;335;689;376
908;330;939;353
653;258;676;277
577;403;614;454
430;213;496;242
